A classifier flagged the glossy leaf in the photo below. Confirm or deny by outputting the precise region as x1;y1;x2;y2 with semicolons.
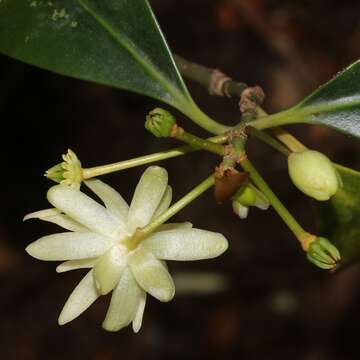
0;0;192;110
316;164;360;268
261;60;360;138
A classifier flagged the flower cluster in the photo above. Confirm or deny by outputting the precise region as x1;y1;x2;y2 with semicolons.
25;166;228;332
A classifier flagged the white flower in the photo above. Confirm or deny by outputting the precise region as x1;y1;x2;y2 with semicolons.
25;166;228;332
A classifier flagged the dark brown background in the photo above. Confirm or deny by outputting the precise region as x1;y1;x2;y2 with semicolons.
2;0;360;359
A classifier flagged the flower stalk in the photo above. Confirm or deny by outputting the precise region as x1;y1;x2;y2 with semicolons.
138;174;215;239
81;133;227;180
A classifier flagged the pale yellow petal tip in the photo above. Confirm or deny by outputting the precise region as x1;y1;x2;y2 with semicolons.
25;243;39;259
58;314;70;326
23;213;32;222
218;235;229;255
145;166;168;181
23;208;60;222
46;184;62;203
56;263;67;273
132;322;141;333
101;319;129;332
157;285;175;303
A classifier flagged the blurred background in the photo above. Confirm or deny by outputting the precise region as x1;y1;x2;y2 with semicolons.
2;0;360;359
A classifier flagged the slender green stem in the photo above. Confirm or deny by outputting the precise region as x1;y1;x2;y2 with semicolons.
82;134;227;179
271;128;307;153
239;155;309;245
173;127;225;156
175;54;308;154
175;54;248;97
182;101;231;135
137;175;215;239
253;107;307;153
247;128;290;156
249;109;303;130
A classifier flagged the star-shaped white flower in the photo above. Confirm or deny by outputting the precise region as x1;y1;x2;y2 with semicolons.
25;166;228;332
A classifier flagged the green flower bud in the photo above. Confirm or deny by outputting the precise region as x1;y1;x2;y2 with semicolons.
234;185;256;207
306;237;340;270
288;150;340;201
232;184;270;219
145;108;176;138
45;149;83;189
46;163;65;183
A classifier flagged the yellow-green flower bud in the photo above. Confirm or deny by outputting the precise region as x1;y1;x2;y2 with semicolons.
145;108;176;138
45;149;83;189
232;184;270;219
234;185;256;207
288;150;340;201
306;237;340;270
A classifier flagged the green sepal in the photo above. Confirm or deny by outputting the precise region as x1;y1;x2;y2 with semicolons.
145;108;176;138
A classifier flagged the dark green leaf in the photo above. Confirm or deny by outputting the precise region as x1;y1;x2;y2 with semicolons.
256;60;360;138
291;60;360;137
0;0;192;110
316;164;360;268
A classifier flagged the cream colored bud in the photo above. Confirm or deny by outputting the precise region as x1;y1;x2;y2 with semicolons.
288;150;340;201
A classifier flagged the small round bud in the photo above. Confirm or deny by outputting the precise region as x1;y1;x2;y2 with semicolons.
233;185;256;207
145;108;176;138
288;150;340;201
232;184;270;219
306;237;340;270
45;149;83;189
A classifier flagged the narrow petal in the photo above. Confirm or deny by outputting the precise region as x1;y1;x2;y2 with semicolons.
58;270;100;325
152;185;172;219
157;222;193;232
26;232;113;261
238;205;249;219
142;229;228;261
128;247;175;302
84;179;129;224
132;290;146;333
56;258;97;273
47;185;126;239
93;245;127;295
102;268;141;332
24;208;88;232
127;167;168;232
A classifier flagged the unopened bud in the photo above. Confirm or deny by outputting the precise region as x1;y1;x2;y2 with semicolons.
288;150;340;201
306;237;341;270
145;108;176;138
232;184;270;219
45;149;83;189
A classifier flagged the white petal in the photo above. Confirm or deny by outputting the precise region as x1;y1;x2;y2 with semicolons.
47;185;125;239
238;205;249;219
26;232;113;261
93;245;127;295
152;185;172;219
132;290;146;333
102;268;141;332
128;247;175;302
24;208;88;232
84;179;129;224
56;258;97;273
58;270;100;325
157;222;193;232
127;167;168;232
142;229;228;261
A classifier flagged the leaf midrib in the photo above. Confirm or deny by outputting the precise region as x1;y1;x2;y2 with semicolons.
76;0;185;105
297;95;360;121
